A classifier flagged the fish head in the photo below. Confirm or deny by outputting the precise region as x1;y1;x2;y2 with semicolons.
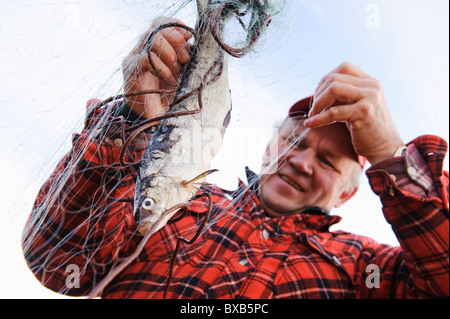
134;175;192;235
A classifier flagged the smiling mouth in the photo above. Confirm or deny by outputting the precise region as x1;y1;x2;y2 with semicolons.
279;174;304;192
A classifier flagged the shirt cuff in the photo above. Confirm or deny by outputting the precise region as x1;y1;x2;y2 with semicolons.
367;144;438;198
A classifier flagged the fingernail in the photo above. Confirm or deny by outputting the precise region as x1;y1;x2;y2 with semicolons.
304;118;312;127
173;61;181;74
304;117;319;128
183;29;192;38
180;49;190;63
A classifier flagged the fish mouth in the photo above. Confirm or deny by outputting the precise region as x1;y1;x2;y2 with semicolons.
136;210;160;235
137;220;155;235
279;174;304;193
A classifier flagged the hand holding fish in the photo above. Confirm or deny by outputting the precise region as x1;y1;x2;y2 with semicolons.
122;17;193;119
131;1;273;235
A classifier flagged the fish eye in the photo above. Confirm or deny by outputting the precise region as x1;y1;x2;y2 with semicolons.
142;198;153;210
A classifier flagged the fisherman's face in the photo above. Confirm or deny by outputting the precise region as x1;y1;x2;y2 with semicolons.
259;118;361;217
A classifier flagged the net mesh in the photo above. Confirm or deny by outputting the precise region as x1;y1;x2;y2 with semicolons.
20;0;289;298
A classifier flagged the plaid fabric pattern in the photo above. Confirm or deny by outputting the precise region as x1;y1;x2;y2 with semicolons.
22;104;449;299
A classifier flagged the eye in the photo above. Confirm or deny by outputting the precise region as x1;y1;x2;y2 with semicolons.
285;138;297;147
285;137;306;150
319;156;336;170
142;198;154;210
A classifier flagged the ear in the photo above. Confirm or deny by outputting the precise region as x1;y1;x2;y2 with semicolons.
262;143;271;165
334;186;358;209
260;143;275;175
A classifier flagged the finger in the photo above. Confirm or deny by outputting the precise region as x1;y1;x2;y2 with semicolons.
179;26;194;41
314;62;370;94
149;32;176;64
159;26;191;64
151;17;192;62
124;45;178;87
329;62;370;79
315;73;374;101
152;16;192;38
165;19;194;41
304;103;361;128
131;17;182;55
147;51;178;85
310;82;369;117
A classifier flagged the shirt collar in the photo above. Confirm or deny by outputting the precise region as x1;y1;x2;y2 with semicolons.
188;168;342;232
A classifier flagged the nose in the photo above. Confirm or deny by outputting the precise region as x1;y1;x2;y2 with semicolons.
288;148;314;175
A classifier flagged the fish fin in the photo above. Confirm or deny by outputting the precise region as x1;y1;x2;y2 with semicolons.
181;169;219;186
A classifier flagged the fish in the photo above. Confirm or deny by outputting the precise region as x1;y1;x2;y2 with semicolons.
133;0;272;235
133;0;231;235
85;0;273;298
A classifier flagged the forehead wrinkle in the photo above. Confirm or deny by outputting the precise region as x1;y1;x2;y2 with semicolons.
282;119;351;163
301;128;345;162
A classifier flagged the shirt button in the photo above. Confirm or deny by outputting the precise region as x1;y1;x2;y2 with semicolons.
238;259;249;266
389;185;395;197
332;256;342;266
389;174;397;182
407;167;417;176
114;138;123;147
262;229;270;240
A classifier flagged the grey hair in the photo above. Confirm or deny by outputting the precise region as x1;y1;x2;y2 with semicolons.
345;165;363;192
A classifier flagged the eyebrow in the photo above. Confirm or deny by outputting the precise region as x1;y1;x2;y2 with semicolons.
285;131;343;161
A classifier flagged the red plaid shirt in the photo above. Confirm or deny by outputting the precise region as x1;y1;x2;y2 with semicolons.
23;102;449;299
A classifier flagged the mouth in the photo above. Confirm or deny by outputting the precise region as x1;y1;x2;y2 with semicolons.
278;174;304;193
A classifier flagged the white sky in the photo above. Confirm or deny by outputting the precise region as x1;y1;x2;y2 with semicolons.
0;0;448;299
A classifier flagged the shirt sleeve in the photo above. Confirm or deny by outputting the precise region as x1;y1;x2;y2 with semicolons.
369;143;439;198
365;135;449;297
22;100;148;296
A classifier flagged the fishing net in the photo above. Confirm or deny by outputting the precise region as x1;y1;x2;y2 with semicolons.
19;0;289;298
6;0;448;299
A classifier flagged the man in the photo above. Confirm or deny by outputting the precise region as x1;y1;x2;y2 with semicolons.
22;17;449;299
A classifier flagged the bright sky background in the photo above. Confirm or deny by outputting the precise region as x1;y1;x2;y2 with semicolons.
0;0;448;299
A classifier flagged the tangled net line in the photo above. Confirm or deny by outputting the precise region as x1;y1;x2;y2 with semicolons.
85;0;273;298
